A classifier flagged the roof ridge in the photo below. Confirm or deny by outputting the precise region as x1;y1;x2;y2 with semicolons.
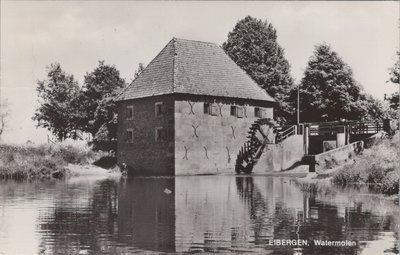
172;38;176;93
116;38;275;102
173;37;220;46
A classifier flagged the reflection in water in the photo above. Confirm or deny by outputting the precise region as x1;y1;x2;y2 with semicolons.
38;179;119;254
0;176;398;254
118;178;175;253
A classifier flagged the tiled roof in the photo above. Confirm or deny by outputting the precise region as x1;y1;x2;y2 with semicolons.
116;38;275;102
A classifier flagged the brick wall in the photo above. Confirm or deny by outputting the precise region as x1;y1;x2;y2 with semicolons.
117;95;175;175
174;94;274;175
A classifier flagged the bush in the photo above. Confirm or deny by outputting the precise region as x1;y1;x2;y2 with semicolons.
0;140;102;180
332;132;399;195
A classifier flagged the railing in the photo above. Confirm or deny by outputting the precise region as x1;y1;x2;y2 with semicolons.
309;124;345;136
275;125;297;144
308;121;383;136
349;121;383;135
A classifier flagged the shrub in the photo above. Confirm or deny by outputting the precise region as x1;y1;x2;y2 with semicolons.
0;140;102;180
332;132;399;195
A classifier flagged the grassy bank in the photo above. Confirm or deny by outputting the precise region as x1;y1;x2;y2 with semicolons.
0;140;107;180
332;132;399;195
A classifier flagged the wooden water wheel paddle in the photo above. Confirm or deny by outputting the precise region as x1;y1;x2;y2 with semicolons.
235;118;276;174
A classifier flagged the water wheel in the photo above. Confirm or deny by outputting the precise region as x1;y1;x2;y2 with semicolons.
235;118;276;174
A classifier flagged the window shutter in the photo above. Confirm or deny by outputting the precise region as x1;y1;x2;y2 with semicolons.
261;109;267;118
211;104;218;116
237;107;244;118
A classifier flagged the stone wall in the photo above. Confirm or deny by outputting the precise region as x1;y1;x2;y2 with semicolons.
253;135;305;173
117;95;175;175
174;94;274;175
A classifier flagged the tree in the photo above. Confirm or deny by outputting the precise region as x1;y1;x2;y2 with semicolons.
359;94;386;121
223;16;295;120
387;51;399;110
134;63;146;79
389;51;399;84
33;63;81;141
0;99;10;139
299;43;366;122
78;61;126;137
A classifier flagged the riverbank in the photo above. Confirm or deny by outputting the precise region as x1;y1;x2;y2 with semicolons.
297;132;399;195
0;141;119;180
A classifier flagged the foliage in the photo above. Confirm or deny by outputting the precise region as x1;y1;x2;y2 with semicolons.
332;132;399;195
134;63;146;79
0;140;102;180
92;106;117;152
299;43;375;122
0;99;10;139
33;63;81;141
386;92;399;110
78;61;126;137
222;16;295;120
359;94;386;121
386;51;400;111
389;51;399;85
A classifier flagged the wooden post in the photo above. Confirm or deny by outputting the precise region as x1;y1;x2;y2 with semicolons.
304;125;309;155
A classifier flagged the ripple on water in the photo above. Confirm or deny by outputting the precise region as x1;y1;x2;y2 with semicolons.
0;176;398;255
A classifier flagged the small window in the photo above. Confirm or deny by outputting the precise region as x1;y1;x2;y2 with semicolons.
230;106;237;116
204;103;219;116
254;107;262;118
155;102;164;117
126;106;134;120
155;127;166;142
126;129;134;143
231;105;244;118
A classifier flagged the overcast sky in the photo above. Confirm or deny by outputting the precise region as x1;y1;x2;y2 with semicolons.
1;1;399;143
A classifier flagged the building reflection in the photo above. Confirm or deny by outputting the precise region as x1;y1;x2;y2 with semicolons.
117;177;175;253
36;176;398;254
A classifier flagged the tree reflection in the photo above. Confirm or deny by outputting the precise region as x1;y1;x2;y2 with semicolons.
34;176;398;254
234;177;398;254
38;179;119;254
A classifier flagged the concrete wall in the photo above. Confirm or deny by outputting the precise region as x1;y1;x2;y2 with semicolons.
314;140;364;173
117;95;175;175
253;135;305;173
314;131;387;173
174;94;273;175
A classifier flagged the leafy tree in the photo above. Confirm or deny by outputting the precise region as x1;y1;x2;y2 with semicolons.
389;51;399;84
78;61;126;137
359;94;386;121
299;43;366;122
134;63;146;79
0;99;10;139
33;63;81;141
387;93;399;110
223;16;295;120
387;51;399;110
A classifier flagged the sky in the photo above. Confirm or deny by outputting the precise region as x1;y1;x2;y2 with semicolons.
0;1;399;144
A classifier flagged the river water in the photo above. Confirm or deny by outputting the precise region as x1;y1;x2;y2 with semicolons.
0;175;398;255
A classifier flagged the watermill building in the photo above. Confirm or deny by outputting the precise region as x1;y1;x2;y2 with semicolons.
116;38;276;175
